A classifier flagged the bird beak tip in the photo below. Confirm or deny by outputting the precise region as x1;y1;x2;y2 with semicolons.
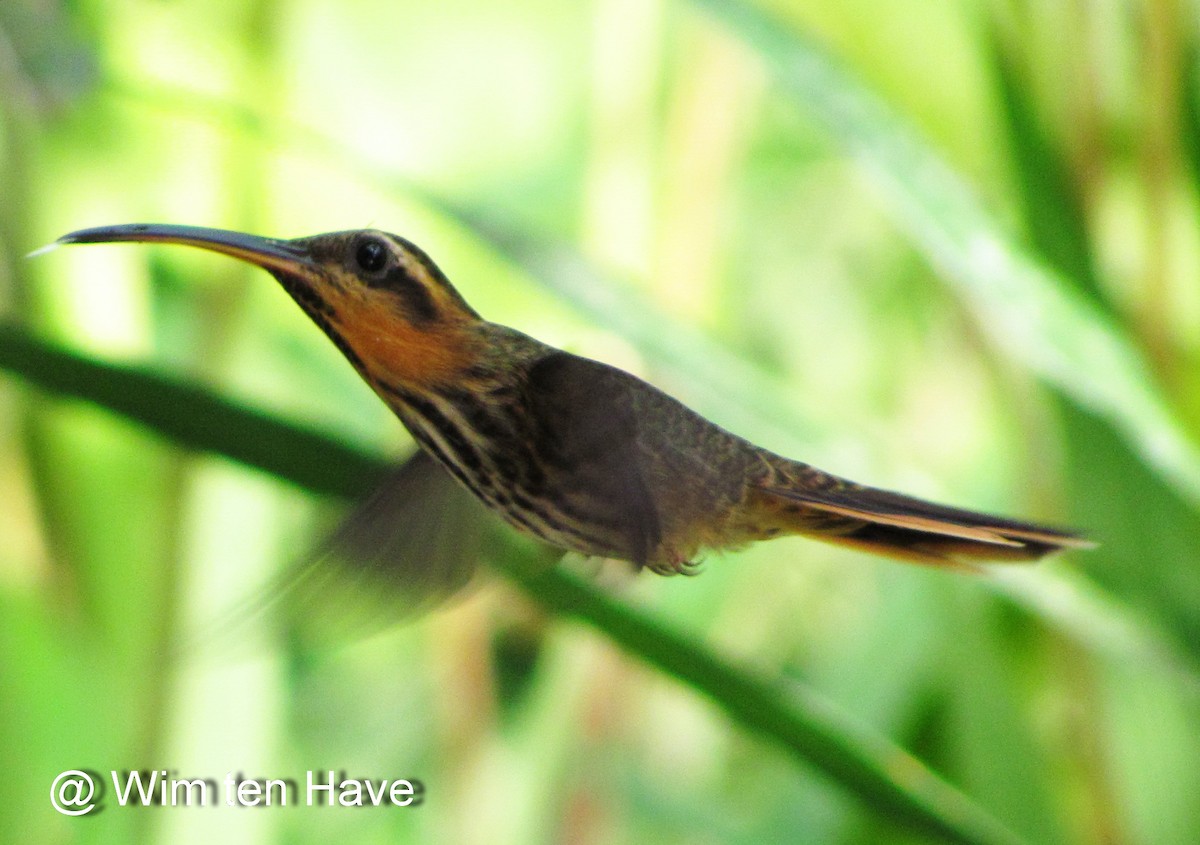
25;242;60;259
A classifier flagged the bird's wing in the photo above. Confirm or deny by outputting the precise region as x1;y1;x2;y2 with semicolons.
183;449;505;656
524;352;662;567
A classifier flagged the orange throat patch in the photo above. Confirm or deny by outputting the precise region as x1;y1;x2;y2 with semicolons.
341;308;476;391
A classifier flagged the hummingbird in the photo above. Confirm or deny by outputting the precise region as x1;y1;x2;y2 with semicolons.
56;223;1091;574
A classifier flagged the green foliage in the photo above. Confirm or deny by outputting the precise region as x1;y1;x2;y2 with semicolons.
3;0;1199;843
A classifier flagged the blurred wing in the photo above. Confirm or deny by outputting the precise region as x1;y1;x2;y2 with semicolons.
186;449;499;656
289;449;494;631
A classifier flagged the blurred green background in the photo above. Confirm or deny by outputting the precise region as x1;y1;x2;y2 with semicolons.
3;0;1200;842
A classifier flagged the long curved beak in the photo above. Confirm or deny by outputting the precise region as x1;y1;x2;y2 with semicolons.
57;223;313;276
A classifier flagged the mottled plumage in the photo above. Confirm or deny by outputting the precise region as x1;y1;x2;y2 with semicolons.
57;223;1093;575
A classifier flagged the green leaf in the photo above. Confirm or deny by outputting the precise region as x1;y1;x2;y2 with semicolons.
984;25;1105;307
0;323;390;500
977;17;1200;668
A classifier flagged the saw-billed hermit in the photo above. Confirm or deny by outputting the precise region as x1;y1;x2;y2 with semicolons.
57;224;1092;573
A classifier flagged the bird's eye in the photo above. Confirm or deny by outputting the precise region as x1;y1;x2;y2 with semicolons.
354;238;388;273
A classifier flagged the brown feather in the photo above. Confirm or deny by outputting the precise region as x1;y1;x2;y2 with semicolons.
756;482;1093;564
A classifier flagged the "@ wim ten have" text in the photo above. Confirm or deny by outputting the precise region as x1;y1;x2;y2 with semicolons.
70;770;425;811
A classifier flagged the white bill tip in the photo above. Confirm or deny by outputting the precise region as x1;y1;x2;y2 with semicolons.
25;242;60;259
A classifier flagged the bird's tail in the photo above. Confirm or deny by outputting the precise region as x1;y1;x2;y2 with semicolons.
753;469;1092;567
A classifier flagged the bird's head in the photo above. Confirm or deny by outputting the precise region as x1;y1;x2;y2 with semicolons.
57;224;484;390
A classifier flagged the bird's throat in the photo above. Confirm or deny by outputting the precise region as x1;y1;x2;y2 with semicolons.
341;309;478;390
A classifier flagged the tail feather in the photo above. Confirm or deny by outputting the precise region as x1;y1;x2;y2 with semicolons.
758;481;1093;566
